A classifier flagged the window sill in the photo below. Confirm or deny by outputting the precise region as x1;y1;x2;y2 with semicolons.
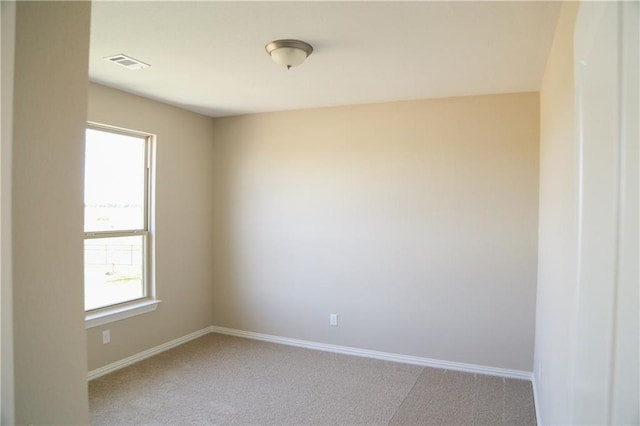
85;299;161;329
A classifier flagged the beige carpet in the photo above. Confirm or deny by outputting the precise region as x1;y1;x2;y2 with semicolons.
89;333;536;425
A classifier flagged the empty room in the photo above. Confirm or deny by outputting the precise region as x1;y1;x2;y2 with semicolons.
0;1;637;425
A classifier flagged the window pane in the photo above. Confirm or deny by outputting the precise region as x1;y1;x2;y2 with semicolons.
85;128;146;232
84;235;145;311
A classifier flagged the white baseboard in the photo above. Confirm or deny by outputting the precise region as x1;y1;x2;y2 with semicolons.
532;374;542;426
210;326;533;381
87;327;211;381
88;325;534;383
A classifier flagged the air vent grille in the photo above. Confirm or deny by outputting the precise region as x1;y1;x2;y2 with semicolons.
104;54;150;70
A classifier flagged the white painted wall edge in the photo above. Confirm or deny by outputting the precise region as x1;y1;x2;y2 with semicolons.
88;325;534;383
532;375;542;426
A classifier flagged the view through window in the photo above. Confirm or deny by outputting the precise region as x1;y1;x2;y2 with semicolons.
84;125;152;311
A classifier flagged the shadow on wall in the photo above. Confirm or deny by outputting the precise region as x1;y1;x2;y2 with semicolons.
210;94;540;372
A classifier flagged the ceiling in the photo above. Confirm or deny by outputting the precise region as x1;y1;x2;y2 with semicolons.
89;1;562;118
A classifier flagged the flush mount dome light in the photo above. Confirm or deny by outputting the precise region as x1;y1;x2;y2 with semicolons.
265;39;313;69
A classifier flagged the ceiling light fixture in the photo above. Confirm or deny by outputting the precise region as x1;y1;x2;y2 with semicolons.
265;39;313;70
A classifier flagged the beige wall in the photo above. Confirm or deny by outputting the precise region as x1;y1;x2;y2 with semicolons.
11;2;91;423
533;2;579;424
211;93;539;371
1;1;16;422
86;83;216;371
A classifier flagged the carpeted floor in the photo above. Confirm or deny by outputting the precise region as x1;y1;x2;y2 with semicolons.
89;333;536;425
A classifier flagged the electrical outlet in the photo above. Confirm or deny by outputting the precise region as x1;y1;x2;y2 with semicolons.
102;329;110;344
330;314;338;326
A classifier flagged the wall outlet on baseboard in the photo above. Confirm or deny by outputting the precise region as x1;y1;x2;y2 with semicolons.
102;329;110;344
330;314;338;326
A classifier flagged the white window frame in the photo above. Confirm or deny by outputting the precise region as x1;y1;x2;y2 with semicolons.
84;122;160;328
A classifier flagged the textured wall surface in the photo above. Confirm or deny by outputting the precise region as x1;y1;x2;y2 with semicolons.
11;2;91;423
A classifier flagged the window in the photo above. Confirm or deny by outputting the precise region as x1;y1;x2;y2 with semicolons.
84;123;158;327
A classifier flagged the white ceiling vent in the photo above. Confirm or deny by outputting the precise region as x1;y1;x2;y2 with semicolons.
104;54;150;70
